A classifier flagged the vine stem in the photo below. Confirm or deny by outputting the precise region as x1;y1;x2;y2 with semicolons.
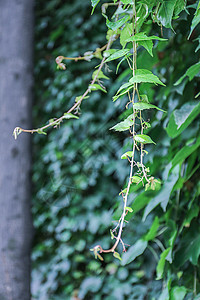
94;0;137;255
13;35;115;135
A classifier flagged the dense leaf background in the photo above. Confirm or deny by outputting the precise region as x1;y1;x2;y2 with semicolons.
32;0;200;299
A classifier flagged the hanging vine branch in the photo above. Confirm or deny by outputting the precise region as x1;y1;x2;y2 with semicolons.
13;0;171;262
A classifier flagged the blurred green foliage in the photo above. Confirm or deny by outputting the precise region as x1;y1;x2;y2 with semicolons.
32;0;200;299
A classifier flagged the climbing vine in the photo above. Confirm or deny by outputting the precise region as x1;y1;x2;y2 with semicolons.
16;0;200;298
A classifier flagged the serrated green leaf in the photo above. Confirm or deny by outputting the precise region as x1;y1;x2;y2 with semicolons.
157;0;177;30
129;69;165;86
126;32;167;42
144;216;159;242
63;113;79;119
133;102;166;112
134;134;156;144
156;247;171;280
122;239;148;265
110;115;134;131
166;101;200;138
105;49;130;63
120;23;133;48
139;40;153;56
174;62;200;85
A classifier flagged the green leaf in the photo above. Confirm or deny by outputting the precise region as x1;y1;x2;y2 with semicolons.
156;247;171;280
126;32;168;42
144;216;159;241
157;0;177;30
91;0;100;14
170;286;187;300
134;134;156;144
174;0;186;16
110;115;134;131
188;1;200;39
127;192;150;217
143;169;179;221
129;69;165;86
133;102;166;112
63;113;79;119
120;23;133;48
121;151;134;159
122;239;148;265
106;15;130;31
139;40;153;56
183;204;199;228
92;70;109;80
38;129;47;135
131;176;141;183
174;62;200;85
170;136;200;171
166;101;200;138
125;207;133;213
89;84;107;93
113;251;122;261
75;95;89;102
105;49;130;63
176;228;200;266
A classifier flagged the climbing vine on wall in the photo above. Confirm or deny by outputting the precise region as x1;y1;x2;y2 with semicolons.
15;0;200;299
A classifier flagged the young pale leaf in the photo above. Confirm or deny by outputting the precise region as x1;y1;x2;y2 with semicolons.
38;129;47;135
92;70;109;80
121;151;134;159
91;0;100;14
113;251;122;261
122;239;148;265
120;23;133;48
134;134;156;145
129;69;165;86
110;115;134;132
125;207;133;213
105;49;130;63
133;102;166;112
89;84;107;93
103;49;118;58
131;176;141;183
63;113;79;119
75;95;89;102
174;62;200;85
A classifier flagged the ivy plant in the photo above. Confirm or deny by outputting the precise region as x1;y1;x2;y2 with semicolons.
15;0;200;298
